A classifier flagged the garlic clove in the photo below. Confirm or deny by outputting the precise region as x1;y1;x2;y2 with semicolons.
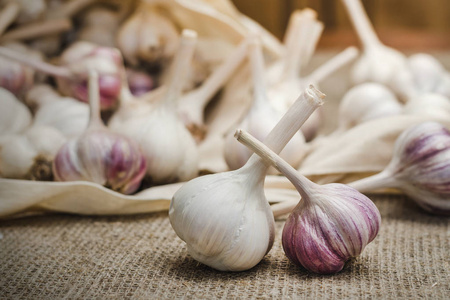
235;129;381;274
0;125;66;180
0;87;32;137
350;121;450;215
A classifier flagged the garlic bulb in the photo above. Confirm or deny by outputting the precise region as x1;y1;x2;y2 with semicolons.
169;85;324;271
0;125;65;180
111;30;199;184
56;42;123;110
78;7;119;47
235;129;381;274
350;122;450;215
224;38;306;171
0;87;32;137
117;3;179;66
0;42;41;96
2;0;46;24
403;93;450;119
336;83;402;131
0;2;20;36
341;0;407;89
394;53;450;99
53;71;146;195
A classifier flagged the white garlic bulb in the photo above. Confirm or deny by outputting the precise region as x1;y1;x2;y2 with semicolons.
111;30;199;184
350;122;450;215
235;129;381;274
169;86;324;271
336;83;402;131
341;0;408;89
117;3;179;66
0;125;65;180
224;38;306;171
0;87;32;137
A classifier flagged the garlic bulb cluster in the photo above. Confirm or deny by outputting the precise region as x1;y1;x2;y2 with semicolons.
0;125;66;180
53;71;146;195
336;83;402;131
224;37;306;171
0;87;32;137
169;86;324;271
235;130;381;274
111;30;199;184
0;42;41;96
117;3;179;66
350;122;450;215
341;0;407;89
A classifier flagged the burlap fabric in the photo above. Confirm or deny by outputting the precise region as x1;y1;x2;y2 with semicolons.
0;194;449;299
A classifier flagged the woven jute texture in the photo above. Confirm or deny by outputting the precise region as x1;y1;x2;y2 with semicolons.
0;194;449;299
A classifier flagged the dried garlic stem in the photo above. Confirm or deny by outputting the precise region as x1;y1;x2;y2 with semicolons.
0;46;72;78
341;0;381;49
48;0;96;19
0;2;20;36
305;46;358;84
87;70;103;129
270;199;298;218
163;29;197;109
249;37;268;109
283;9;322;79
180;38;249;124
0;19;72;41
236;129;316;202
349;171;396;193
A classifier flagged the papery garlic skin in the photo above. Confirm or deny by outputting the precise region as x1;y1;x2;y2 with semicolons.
169;164;274;271
382;122;450;214
53;129;147;194
0;87;32;137
282;184;380;274
0;126;65;180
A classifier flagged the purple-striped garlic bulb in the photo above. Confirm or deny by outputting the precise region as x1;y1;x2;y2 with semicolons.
350;122;450;215
53;71;146;194
235;130;381;274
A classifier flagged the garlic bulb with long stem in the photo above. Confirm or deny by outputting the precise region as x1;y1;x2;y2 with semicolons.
112;29;200;184
235;129;381;274
52;70;146;195
349;121;450;215
0;87;32;137
117;3;179;67
224;37;306;171
169;85;324;271
340;0;407;88
0;41;124;110
0;125;66;180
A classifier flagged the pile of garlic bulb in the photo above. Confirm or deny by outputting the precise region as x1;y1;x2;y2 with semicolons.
0;0;449;276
